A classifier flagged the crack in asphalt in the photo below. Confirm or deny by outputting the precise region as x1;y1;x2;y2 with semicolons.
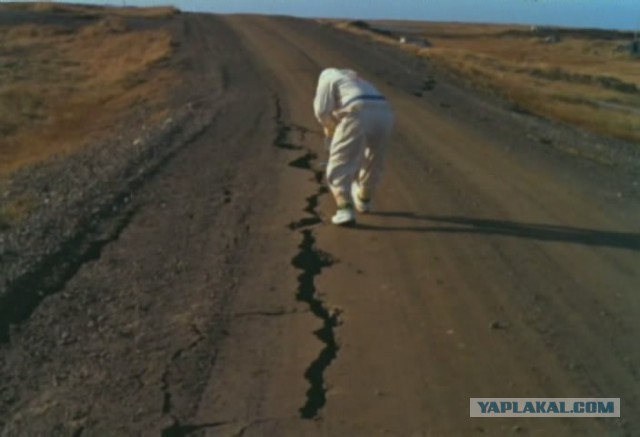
161;418;229;437
292;230;337;419
288;217;322;230
273;95;301;151
232;309;303;318
162;417;288;437
160;324;205;417
274;95;341;419
0;206;139;344
272;95;321;149
288;152;317;171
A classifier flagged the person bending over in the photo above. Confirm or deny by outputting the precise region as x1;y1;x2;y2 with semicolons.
313;68;395;226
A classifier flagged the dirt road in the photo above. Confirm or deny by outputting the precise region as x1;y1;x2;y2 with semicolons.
1;13;639;436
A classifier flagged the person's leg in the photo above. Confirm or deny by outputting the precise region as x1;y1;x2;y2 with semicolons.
357;107;394;202
326;114;365;208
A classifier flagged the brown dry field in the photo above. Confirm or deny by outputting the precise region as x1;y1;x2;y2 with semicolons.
0;3;179;226
333;20;640;143
0;3;178;175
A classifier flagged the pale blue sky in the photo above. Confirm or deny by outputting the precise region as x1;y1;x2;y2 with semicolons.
72;0;640;31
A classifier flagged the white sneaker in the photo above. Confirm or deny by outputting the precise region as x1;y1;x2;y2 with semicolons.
331;207;356;226
351;182;371;214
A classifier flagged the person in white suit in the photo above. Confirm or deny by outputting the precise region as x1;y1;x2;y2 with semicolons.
313;68;395;225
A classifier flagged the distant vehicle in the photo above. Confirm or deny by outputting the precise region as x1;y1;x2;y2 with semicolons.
399;36;430;48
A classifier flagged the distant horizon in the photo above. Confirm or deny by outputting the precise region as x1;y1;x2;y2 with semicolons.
50;1;640;32
313;17;639;33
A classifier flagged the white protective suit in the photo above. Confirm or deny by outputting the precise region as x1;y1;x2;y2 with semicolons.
313;68;394;207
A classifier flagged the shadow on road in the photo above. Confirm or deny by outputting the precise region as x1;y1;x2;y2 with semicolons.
352;212;640;251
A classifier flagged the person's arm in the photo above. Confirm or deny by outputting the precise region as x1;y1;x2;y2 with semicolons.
313;72;338;136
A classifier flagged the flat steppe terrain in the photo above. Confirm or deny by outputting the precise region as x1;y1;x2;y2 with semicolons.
1;4;638;436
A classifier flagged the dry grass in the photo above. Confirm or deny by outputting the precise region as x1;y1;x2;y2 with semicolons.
2;2;180;18
111;6;180;19
0;4;179;175
331;20;640;142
